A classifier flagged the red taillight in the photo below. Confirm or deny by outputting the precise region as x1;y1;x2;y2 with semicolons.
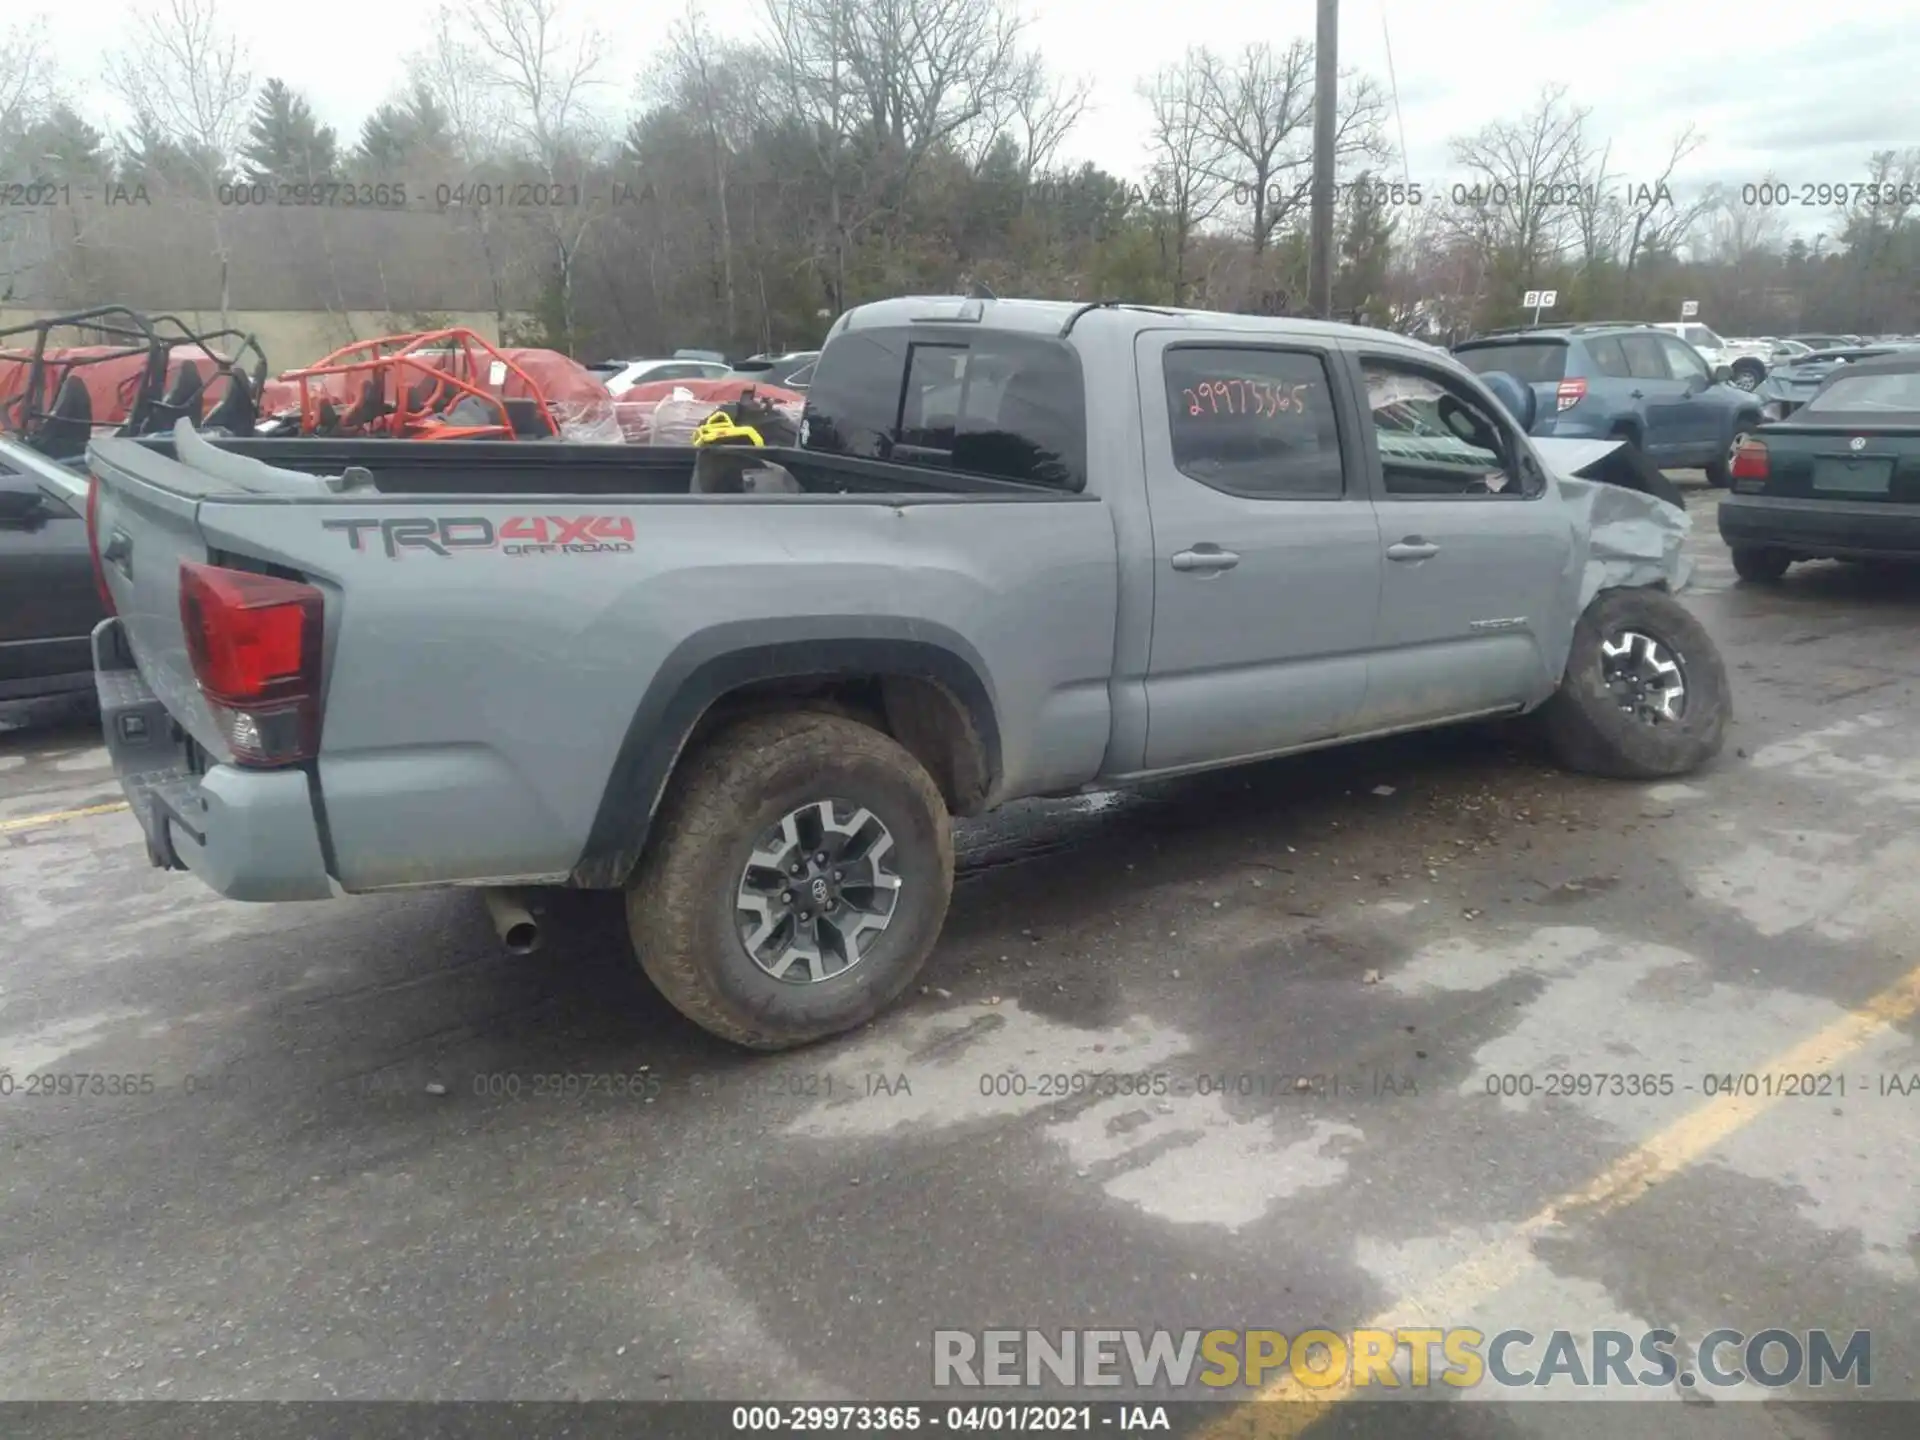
85;472;116;614
179;561;324;765
1555;379;1587;412
1730;437;1770;481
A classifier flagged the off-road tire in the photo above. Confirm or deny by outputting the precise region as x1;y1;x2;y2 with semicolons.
1731;545;1791;583
1538;588;1730;780
626;710;953;1050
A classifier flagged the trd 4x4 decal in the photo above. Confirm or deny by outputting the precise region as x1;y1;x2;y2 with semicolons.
322;515;636;558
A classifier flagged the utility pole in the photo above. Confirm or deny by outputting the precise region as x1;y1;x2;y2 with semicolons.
1308;0;1339;319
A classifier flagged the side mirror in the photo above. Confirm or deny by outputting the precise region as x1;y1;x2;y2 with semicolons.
0;482;48;524
1478;370;1537;431
1712;363;1733;384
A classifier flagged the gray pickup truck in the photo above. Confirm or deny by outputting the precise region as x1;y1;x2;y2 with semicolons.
85;297;1728;1050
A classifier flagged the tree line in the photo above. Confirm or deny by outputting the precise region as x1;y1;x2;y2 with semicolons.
2;0;1915;364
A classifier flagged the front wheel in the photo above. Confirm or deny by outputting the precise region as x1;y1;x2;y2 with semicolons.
626;710;954;1050
1731;361;1765;391
1537;587;1730;780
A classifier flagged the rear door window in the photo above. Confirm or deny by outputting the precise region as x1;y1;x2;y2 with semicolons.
1161;346;1343;498
805;328;1086;490
1620;335;1671;380
1453;342;1566;384
1659;338;1710;382
1585;336;1630;377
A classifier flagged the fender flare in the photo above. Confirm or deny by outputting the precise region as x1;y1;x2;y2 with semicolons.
569;618;1001;888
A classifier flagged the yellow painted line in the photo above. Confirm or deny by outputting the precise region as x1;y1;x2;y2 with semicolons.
0;801;130;834
1194;960;1920;1439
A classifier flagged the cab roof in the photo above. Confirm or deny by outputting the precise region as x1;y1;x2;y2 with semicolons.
832;295;1442;360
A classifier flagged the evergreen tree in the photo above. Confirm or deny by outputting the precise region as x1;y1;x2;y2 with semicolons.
243;78;338;185
1334;169;1398;324
356;84;451;171
10;106;112;184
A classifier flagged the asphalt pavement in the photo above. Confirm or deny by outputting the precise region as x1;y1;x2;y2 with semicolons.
4;484;1920;1436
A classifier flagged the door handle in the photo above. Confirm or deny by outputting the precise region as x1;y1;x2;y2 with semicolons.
1386;538;1439;562
103;529;133;577
1629;389;1644;399
1171;545;1240;573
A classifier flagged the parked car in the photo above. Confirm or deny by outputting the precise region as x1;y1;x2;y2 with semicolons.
1785;334;1859;352
1647;323;1773;389
1719;348;1920;582
1454;323;1762;487
729;350;819;390
0;439;103;718
1753;345;1911;421
595;357;732;396
84;296;1727;1051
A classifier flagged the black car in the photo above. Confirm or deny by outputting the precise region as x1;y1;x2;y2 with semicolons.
1719;349;1920;581
0;446;104;716
728;350;819;390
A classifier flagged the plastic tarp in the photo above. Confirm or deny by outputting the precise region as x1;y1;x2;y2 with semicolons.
1533;437;1694;610
614;378;804;445
497;348;620;443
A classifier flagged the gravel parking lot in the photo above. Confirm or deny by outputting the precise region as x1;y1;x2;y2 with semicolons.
4;484;1919;1434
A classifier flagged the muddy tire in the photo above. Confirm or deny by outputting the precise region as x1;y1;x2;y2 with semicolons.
626;710;953;1050
1538;587;1730;780
1732;545;1791;583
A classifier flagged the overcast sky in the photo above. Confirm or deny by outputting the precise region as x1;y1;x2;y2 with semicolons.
33;0;1920;223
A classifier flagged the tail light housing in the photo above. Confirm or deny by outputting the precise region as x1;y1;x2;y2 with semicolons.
1555;378;1587;412
179;561;325;765
85;472;116;614
1730;437;1770;490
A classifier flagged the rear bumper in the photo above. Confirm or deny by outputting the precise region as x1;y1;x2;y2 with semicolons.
92;618;335;901
1718;495;1920;560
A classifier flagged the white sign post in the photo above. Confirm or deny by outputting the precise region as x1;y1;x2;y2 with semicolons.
1523;289;1558;326
1681;300;1700;319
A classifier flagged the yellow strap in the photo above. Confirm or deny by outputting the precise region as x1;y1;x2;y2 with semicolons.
691;411;764;446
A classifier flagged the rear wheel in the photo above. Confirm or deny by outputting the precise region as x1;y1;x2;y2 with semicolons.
626;710;954;1050
1731;545;1791;583
1538;587;1730;780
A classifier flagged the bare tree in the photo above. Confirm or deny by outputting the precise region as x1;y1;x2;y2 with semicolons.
450;0;610;351
1189;40;1388;255
1001;53;1090;182
1618;124;1711;278
103;0;253;321
0;13;56;143
657;6;743;342
759;0;1025;309
1442;85;1588;289
1141;50;1227;302
1701;172;1787;265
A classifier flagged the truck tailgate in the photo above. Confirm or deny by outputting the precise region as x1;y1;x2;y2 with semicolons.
87;440;228;755
87;429;336;760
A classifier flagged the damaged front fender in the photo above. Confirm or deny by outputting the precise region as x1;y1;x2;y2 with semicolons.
1532;437;1695;612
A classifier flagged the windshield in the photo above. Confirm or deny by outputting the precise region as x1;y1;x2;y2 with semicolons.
1684;326;1721;348
1803;370;1920;413
1453;341;1566;383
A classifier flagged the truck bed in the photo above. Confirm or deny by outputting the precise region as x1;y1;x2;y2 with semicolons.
125;434;1074;500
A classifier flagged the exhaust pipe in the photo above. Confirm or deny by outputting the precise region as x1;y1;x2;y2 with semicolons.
483;888;541;955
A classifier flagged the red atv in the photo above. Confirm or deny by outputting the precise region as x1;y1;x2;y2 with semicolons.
0;307;268;459
256;329;617;442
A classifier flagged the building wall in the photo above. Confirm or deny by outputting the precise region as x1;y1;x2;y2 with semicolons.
0;310;533;370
